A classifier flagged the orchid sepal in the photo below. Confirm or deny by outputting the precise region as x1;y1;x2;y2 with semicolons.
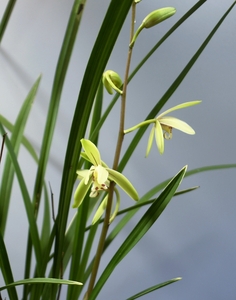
107;168;139;201
81;139;101;166
124;119;156;134
72;177;93;208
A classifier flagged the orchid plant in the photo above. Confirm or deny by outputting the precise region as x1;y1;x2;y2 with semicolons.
0;1;235;300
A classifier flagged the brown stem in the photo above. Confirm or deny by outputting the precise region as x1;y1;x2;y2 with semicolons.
84;3;137;299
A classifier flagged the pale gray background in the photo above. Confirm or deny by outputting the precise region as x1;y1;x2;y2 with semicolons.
0;0;236;299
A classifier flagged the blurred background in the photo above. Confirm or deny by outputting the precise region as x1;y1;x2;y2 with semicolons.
0;0;236;299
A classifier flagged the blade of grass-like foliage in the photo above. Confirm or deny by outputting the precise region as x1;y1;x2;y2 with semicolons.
67;79;104;299
89;0;207;143
0;114;38;162
67;197;90;300
0;75;41;235
89;79;104;142
24;2;86;297
52;0;134;288
28;186;52;300
32;0;86;216
83;163;236;283
105;164;236;250
0;278;82;292
0;231;18;300
0;114;54;299
89;166;187;299
126;277;182;300
0;123;42;271
0;0;17;43
119;1;236;172
0;113;53;299
41;185;51;255
85;186;199;230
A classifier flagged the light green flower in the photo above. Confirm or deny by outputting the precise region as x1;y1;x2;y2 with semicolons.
72;139;139;208
124;101;201;155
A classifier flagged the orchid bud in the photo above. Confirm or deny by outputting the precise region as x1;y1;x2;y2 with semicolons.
102;70;123;95
142;7;176;29
129;7;176;48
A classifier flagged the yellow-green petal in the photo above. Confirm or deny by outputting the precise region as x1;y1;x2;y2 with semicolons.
81;139;101;166
155;120;164;154
80;152;109;168
145;125;155;157
107;168;139;201
158;100;201;119
72;177;92;208
95;165;109;185
76;169;90;182
124;119;155;134
160;116;195;134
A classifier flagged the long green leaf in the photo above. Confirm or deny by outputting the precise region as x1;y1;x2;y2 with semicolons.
0;0;17;43
0;278;82;292
32;0;86;217
66;83;104;300
0;75;41;235
90;166;187;299
83;164;236;284
0;114;39;162
126;277;182;300
24;1;86;298
0;123;42;271
52;0;134;286
0;231;18;300
104;164;236;254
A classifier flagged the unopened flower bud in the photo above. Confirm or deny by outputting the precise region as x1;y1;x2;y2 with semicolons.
129;7;176;48
142;7;176;29
102;70;123;95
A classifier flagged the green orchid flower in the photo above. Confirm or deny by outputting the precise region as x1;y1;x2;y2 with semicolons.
124;101;201;156
72;139;139;208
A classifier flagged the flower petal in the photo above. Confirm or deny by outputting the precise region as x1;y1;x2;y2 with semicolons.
155;120;164;154
107;168;139;201
80;152;109;168
81;139;101;166
72;177;92;208
95;165;109;185
157;100;201;118
160;116;195;134
76;169;90;182
145;125;155;157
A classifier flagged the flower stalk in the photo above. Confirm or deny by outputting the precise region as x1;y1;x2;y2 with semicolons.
84;2;138;298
